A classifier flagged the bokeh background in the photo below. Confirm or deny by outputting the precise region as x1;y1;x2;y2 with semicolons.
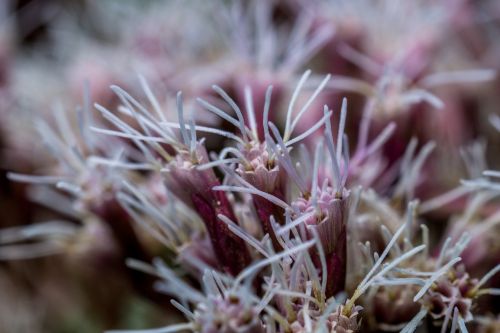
0;0;499;332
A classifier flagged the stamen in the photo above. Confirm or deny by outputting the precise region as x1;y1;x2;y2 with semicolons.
436;237;452;267
476;288;500;296
323;106;341;190
484;170;500;178
0;221;77;244
177;92;190;146
371;277;426;286
401;89;444;109
420;186;472;214
311;141;323;210
489;114;500;132
267;124;308;194
277;211;316;236
88;156;156;170
285;110;332;147
105;322;194;333
338;43;382;75
336;98;347;164
94;103;156;162
218;147;248;164
90;126;173;144
421;69;496;88
7;173;66;185
197;97;246;137
196;158;241;171
400;309;428;333
310;228;327;296
154;258;205;303
53;102;77;148
288;74;331;141
117;193;175;247
364;122;396;158
285;70;311;140
471;264;500;294
356;98;376;154
244;86;258;140
213;185;290;210
138;75;169;125
161;122;245;145
217;214;269;257
339;135;349;185
188;119;197;155
413;257;462;302
282;22;333;73
263;85;273;144
170;300;194;320
77;80;94;149
56;181;83;196
212;85;249;141
0;242;65;260
458;316;469;333
357;223;407;290
126;259;160;277
234;239;315;287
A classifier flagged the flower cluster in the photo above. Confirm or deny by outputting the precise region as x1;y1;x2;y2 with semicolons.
0;0;499;332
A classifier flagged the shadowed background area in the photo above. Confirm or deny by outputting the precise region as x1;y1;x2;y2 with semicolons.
0;0;499;332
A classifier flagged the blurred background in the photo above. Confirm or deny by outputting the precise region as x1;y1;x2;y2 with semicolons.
0;0;499;332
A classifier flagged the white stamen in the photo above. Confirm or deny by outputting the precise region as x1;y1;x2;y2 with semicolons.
277;211;316;236
197;97;245;137
400;309;428;333
489;114;500;132
285;70;311;140
338;43;381;75
188;119;197;154
372;277;426;286
263;86;273;144
7;173;66;185
311;141;323;210
358;223;406;290
474;264;500;291
212;85;249;141
484;170;500;178
213;185;290;210
196;158;241;171
458;316;469;333
323;106;341;190
105;322;194;333
90;126;172;144
421;69;496;88
177;92;190;146
267;124;308;194
95;103;156;162
244;86;258;140
56;181;83;196
413;257;462;302
285;111;332;147
476;288;500;296
162;121;245;145
0;242;65;260
217;214;269;257
420;186;472;214
234;239;315;286
170;300;194;320
154;258;205;303
401;89;444;109
336;98;348;163
364;122;396;158
288;74;331;141
88;156;156;171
